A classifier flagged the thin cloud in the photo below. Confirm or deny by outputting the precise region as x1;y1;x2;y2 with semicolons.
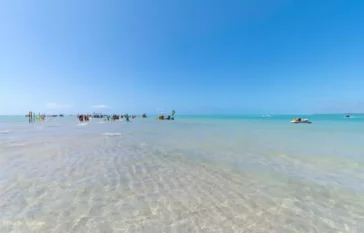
45;102;73;110
92;105;111;109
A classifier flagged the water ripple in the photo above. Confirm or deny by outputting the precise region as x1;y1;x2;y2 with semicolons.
1;117;364;233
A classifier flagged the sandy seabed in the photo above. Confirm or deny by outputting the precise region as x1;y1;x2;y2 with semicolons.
1;119;364;233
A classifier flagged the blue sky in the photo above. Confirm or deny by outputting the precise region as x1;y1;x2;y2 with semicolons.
1;0;363;115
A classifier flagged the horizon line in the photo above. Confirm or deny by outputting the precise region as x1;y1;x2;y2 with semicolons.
1;113;363;116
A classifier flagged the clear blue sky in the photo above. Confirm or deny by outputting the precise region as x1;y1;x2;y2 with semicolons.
1;0;363;115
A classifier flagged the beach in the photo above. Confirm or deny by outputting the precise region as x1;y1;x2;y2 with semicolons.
1;115;364;232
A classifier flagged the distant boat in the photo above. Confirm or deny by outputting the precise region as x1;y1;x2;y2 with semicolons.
345;114;350;118
92;113;104;118
59;114;64;117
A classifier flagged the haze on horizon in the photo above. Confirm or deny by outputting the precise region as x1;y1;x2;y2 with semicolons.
1;0;363;115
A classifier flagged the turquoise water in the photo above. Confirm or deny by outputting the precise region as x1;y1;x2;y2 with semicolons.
1;114;364;232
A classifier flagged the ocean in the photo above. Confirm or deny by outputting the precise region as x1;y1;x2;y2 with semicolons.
1;114;364;232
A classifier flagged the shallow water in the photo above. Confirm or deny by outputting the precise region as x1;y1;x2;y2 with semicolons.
0;115;364;232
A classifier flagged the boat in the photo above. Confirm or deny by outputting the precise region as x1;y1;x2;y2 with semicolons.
91;113;104;118
291;118;312;124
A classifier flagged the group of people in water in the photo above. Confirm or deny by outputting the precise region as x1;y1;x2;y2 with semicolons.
77;114;90;122
158;115;174;120
107;114;131;121
77;113;147;122
76;111;177;122
157;110;176;120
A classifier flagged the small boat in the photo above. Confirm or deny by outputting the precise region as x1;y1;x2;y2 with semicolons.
92;113;104;118
345;115;350;118
291;118;312;124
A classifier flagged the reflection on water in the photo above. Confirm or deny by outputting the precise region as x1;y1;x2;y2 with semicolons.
0;116;364;232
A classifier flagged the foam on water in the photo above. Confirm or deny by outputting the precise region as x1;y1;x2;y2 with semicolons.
46;125;62;128
6;143;27;147
102;133;121;136
0;115;364;232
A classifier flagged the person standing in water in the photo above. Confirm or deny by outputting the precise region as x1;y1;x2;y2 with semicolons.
125;113;129;122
